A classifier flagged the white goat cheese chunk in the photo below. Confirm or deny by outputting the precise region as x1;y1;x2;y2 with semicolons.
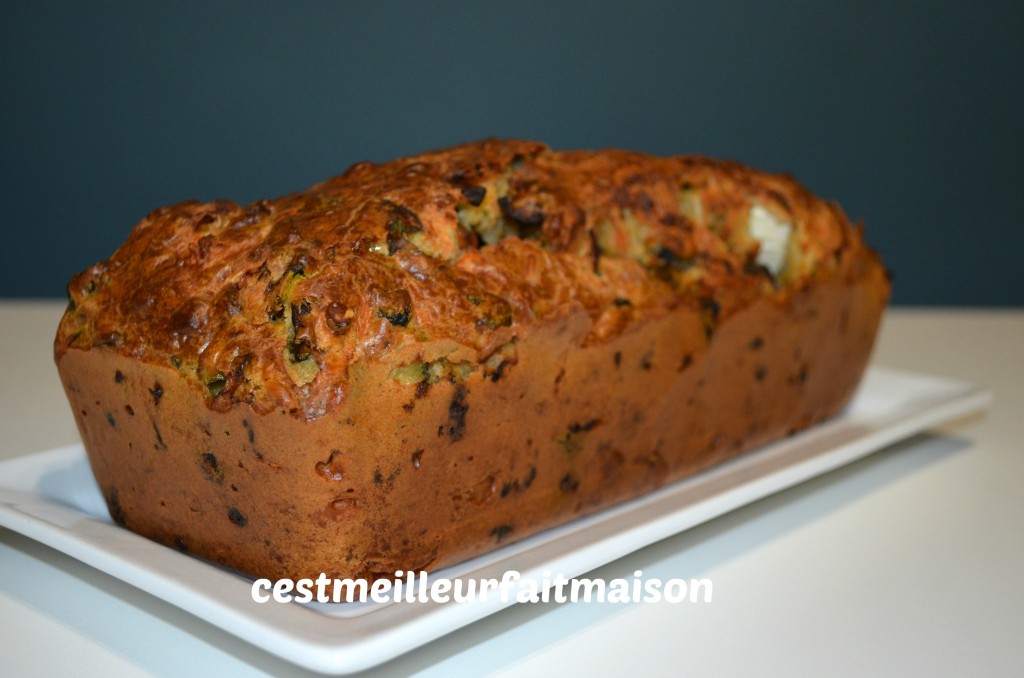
747;204;792;277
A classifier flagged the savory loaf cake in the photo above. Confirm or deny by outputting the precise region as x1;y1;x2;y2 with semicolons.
54;139;890;581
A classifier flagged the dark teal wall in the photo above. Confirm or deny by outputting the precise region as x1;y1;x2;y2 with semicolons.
2;1;1021;304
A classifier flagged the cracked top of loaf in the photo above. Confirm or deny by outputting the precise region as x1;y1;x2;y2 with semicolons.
55;139;882;419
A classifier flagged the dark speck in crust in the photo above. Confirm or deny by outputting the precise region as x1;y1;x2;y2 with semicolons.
200;452;223;483
569;419;600;433
560;473;579;493
447;386;469;441
105;412;116;428
755;366;768;382
153;420;167;450
489;524;513;543
654;245;694;271
589;229;602;274
149;383;164;405
378;306;411;327
524;465;536;488
106;488;126;527
114;370;124;384
488;360;507;382
699;297;721;339
640;352;653;370
228;507;247;527
460;185;486;206
500;464;538;498
498;196;544;229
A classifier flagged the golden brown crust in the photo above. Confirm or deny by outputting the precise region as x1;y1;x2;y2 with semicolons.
54;139;890;581
56;139;881;421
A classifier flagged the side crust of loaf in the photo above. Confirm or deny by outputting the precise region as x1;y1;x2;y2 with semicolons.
57;274;887;580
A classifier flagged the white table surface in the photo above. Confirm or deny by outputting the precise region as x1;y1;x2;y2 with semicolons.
1;301;1021;677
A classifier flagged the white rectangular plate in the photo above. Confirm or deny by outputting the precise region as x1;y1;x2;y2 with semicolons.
0;367;991;674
